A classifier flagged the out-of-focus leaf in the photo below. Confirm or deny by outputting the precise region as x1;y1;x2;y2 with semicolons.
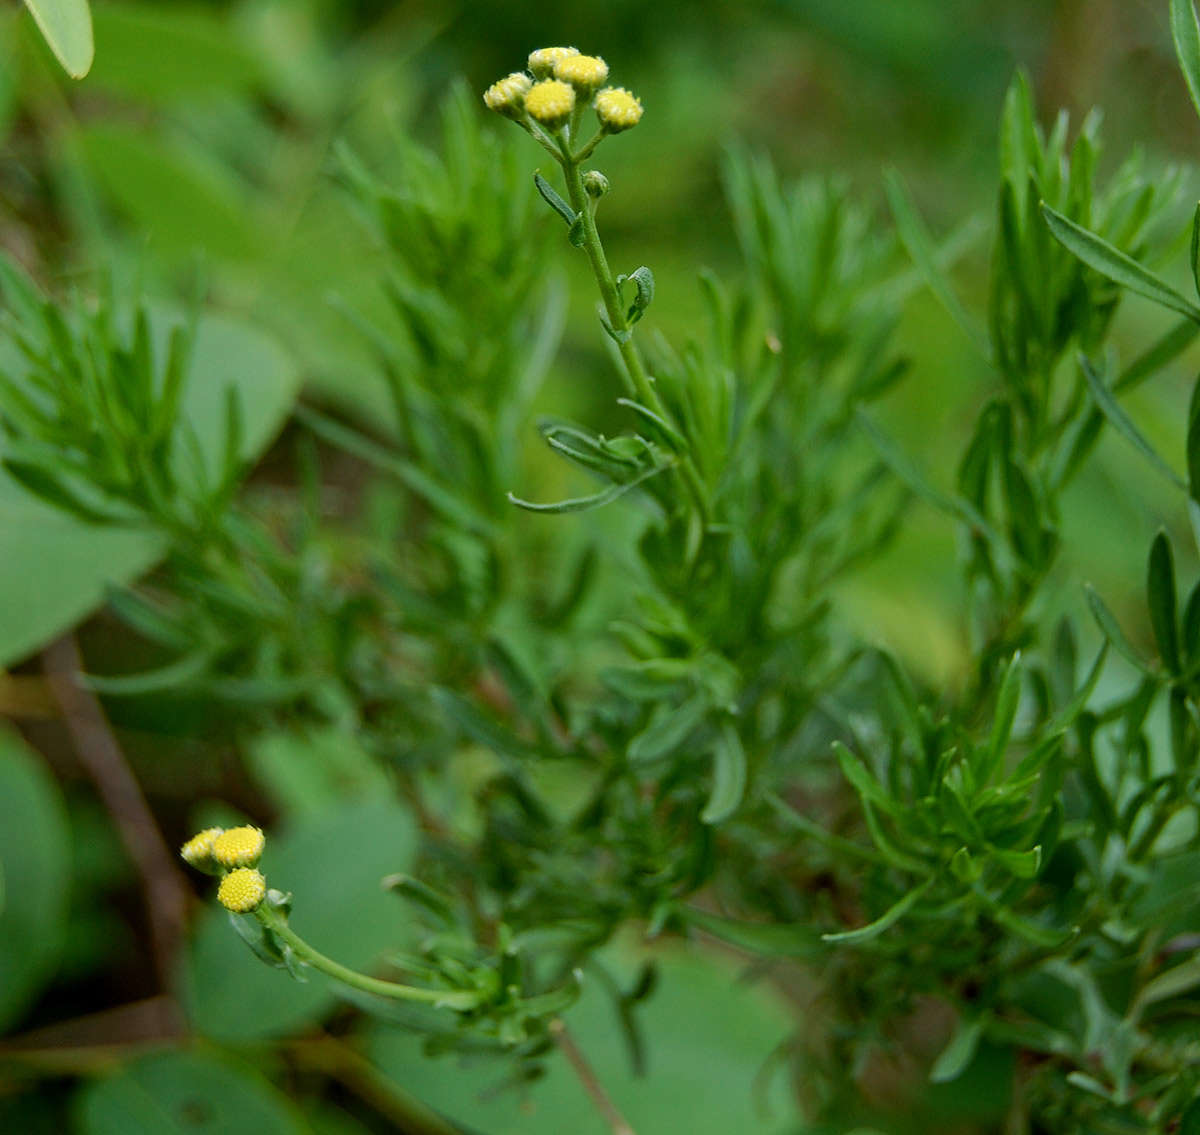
75;1049;304;1134
181;798;417;1041
368;941;798;1135
77;124;268;264
88;3;260;102
23;0;93;78
0;726;70;1031
0;311;298;667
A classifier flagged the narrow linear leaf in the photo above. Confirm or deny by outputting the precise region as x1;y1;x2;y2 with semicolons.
822;878;933;945
930;1014;986;1084
884;169;991;360
532;171;577;227
701;720;747;824
507;461;671;515
1148;531;1182;674
1084;584;1152;674
1172;0;1200;124
1042;204;1200;322
1079;355;1186;490
983;653;1022;783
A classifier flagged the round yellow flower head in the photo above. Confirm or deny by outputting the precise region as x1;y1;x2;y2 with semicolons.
180;828;223;869
595;87;643;133
528;46;578;80
554;54;609;95
525;80;575;131
218;868;266;913
211;825;266;869
484;72;533;119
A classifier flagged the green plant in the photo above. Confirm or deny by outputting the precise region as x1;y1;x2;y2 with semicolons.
8;10;1200;1134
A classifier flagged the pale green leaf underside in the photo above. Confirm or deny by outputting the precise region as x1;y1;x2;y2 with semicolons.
23;0;94;78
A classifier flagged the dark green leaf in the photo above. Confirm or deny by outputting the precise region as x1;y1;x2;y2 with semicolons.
1148;531;1181;673
1084;584;1152;674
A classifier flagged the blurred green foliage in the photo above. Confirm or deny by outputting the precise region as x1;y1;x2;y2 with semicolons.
2;2;1200;1134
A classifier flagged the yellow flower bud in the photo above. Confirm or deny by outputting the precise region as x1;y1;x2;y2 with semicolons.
218;868;267;913
528;46;578;80
484;72;533;119
211;825;266;869
595;87;643;133
525;80;575;131
180;828;223;870
554;54;609;95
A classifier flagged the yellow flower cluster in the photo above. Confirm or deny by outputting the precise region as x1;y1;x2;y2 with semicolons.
218;868;267;914
180;824;269;912
483;46;643;138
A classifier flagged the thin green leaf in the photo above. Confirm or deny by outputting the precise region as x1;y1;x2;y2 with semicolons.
1084;584;1153;674
532;171;577;227
822;878;933;945
507;461;671;514
1079;355;1186;490
884;169;991;360
1148;531;1181;673
1173;0;1200;124
930;1013;986;1083
1042;204;1200;322
701;721;747;824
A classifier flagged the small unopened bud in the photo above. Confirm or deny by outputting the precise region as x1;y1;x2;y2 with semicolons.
525;80;575;131
218;868;267;913
484;72;533;119
528;46;579;80
583;170;610;199
180;828;223;873
212;825;266;869
595;87;643;133
554;54;609;96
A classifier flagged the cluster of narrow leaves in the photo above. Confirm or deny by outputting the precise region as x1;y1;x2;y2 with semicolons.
11;8;1200;1131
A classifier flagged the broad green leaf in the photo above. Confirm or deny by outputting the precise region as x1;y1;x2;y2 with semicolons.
368;941;799;1135
75;1050;304;1135
0;311;298;667
822;878;933;944
78;124;267;265
0;726;70;1031
181;798;416;1041
87;3;260;102
23;0;93;78
1041;205;1200;322
1172;0;1200;124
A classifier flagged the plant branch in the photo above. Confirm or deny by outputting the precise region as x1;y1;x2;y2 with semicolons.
550;1018;637;1135
41;634;188;1000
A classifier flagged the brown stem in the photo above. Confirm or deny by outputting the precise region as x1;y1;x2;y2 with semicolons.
41;634;189;998
550;1018;637;1135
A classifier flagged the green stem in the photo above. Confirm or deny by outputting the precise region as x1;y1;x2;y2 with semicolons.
556;144;710;523
256;903;485;1011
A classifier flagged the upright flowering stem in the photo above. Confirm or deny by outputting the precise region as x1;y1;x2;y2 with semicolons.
254;901;486;1010
557;146;711;525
